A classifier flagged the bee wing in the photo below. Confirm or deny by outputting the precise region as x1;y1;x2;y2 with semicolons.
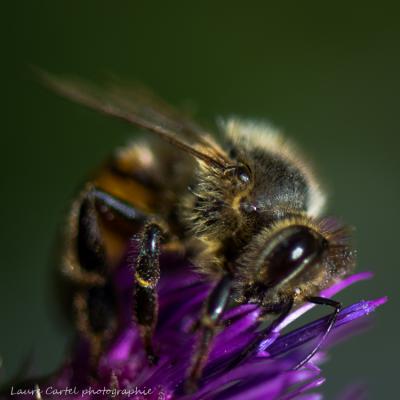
39;71;229;169
107;80;207;141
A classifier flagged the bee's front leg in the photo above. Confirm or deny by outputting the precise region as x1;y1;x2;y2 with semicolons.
185;274;233;393
133;222;164;365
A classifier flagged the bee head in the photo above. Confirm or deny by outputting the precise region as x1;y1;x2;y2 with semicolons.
235;216;356;306
183;151;256;241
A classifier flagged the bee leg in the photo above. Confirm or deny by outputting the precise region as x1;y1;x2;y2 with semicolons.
185;274;233;393
91;187;147;223
225;299;294;370
72;188;146;363
133;223;164;365
74;284;117;368
294;296;341;370
71;191;117;367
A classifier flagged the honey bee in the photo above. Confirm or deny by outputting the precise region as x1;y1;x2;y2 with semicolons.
41;73;356;392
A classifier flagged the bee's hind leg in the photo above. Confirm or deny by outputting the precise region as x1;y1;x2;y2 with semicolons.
132;222;165;365
74;284;117;368
68;186;149;367
70;187;133;369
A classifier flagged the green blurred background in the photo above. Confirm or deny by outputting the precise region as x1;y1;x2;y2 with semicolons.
1;2;398;398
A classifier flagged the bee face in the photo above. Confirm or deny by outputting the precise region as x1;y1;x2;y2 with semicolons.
187;119;355;307
187;123;318;237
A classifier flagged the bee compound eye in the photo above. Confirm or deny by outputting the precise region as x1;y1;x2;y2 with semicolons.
235;164;251;184
262;226;327;286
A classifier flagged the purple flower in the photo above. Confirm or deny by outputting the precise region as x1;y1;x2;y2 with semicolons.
5;247;386;400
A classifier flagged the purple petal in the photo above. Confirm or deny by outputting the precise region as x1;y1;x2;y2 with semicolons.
282;376;325;400
4;261;386;400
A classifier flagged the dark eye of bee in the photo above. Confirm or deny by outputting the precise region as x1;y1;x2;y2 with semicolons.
235;165;251;184
224;163;251;186
262;226;328;286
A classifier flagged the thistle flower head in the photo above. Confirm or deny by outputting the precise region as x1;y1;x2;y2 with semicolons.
4;249;386;400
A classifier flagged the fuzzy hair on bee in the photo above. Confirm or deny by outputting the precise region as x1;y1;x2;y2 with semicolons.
184;119;332;276
39;71;356;392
